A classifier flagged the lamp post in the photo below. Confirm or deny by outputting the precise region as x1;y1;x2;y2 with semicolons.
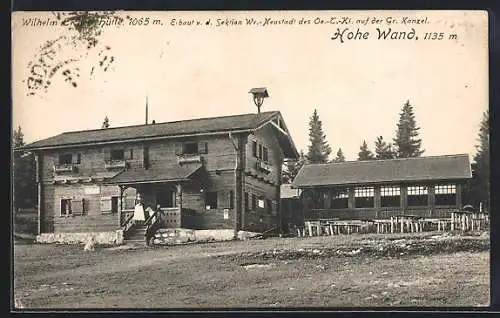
249;87;269;114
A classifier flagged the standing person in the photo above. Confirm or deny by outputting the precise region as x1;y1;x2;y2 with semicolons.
133;193;146;225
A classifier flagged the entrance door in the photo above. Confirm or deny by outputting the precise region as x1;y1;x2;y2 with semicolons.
111;196;119;214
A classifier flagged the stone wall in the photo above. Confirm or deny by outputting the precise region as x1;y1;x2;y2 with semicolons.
151;228;235;245
36;230;124;245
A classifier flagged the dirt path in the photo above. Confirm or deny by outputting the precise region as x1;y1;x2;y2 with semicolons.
13;232;490;308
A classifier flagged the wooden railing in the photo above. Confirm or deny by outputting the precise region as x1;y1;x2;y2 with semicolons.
144;209;164;245
104;159;126;169
177;154;202;164
121;213;136;237
53;163;75;173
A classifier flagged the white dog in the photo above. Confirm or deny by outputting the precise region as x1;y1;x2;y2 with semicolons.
83;237;95;251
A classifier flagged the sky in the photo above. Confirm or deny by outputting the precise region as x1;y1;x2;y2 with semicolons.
12;10;488;161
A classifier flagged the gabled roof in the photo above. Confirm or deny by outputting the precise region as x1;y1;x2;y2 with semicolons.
292;154;472;188
20;111;298;158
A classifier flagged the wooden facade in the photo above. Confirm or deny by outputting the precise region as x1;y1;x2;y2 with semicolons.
21;111;298;236
292;155;472;221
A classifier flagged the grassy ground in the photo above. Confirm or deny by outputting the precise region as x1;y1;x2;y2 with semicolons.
13;231;490;309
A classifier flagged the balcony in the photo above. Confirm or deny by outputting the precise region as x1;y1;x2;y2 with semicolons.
53;163;75;173
177;154;202;165
256;160;272;174
104;159;126;169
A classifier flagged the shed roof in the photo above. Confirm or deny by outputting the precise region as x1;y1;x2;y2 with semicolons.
292;154;472;188
105;164;203;185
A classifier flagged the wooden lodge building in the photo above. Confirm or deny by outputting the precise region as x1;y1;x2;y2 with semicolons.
291;154;472;221
20;111;299;239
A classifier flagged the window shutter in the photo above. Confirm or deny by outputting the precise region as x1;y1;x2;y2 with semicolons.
100;197;112;214
199;142;208;154
104;149;111;161
125;149;133;160
175;143;183;155
73;199;84;215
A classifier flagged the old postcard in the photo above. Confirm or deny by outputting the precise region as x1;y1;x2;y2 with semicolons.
12;10;489;309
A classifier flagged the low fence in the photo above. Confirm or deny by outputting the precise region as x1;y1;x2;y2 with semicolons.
292;212;489;237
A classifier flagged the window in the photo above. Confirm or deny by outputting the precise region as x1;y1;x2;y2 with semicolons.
143;146;150;169
157;189;175;208
263;147;269;162
251;194;257;210
381;186;401;207
331;189;349;209
59;154;73;165
407;186;428;206
229;191;234;209
258;198;265;209
60;199;72;216
110;149;125;161
111;196;119;214
75;153;81;164
313;190;326;209
355;187;374;208
435;184;456;206
252;141;258;158
258;144;263;160
183;142;198;155
205;191;217;210
266;199;272;214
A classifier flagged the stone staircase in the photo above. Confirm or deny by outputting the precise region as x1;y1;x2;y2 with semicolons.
125;224;148;244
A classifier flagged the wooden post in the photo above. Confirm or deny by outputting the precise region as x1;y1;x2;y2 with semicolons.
390;217;394;234
276;154;283;235
428;185;436;218
456;183;462;210
35;153;43;235
451;213;455;231
400;218;404;233
233;133;248;236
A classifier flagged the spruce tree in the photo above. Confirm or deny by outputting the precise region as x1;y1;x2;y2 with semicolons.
358;140;374;161
374;136;395;160
470;111;490;212
13;126;37;210
306;109;331;163
332;148;346;163
393;100;424;158
282;150;306;183
101;116;110;129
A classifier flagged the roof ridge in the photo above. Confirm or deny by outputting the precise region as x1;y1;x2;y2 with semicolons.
304;154;470;167
60;111;279;135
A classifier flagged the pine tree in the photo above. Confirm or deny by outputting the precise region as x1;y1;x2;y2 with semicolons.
306;109;332;163
393;100;424;158
101;116;110;129
358;140;374;161
282;150;306;183
470;111;489;212
332;148;346;163
374;136;395;160
13;126;37;210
